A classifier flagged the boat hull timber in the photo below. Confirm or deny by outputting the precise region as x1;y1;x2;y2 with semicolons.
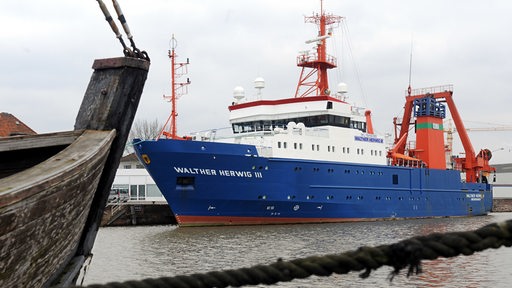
0;56;149;287
0;130;115;287
134;139;493;227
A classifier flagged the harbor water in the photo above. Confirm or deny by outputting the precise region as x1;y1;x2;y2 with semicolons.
82;212;512;287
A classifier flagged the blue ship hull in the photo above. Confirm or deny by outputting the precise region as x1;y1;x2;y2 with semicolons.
133;139;493;226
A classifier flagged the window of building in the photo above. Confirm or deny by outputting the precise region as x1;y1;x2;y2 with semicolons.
138;185;146;200
147;184;162;197
130;184;146;200
111;184;129;202
112;184;129;193
130;185;137;200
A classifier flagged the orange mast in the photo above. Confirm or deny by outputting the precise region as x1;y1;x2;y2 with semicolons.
294;0;342;98
158;35;191;139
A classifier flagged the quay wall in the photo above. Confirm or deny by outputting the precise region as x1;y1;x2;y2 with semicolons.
492;198;512;213
101;199;512;227
101;201;176;226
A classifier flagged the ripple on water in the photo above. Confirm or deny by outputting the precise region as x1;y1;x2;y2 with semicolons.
83;213;512;287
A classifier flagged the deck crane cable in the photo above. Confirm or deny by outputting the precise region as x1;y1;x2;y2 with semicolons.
340;19;368;108
408;35;413;95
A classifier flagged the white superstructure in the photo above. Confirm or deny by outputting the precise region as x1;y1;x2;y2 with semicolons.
212;94;388;165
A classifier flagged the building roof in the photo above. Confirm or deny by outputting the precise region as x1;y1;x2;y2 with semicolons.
120;153;139;163
0;112;37;137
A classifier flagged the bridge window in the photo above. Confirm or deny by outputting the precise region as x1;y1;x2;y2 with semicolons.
231;114;351;133
350;120;367;132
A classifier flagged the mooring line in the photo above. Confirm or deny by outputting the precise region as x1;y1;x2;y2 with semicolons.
80;218;512;287
96;0;149;60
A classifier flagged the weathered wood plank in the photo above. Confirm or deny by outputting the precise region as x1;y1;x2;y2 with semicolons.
48;57;149;287
0;55;149;288
73;57;149;257
0;130;80;152
0;130;115;288
0;131;82;179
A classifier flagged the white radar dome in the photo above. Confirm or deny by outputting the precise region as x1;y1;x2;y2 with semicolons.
233;86;245;101
337;82;348;94
254;77;265;89
287;121;297;130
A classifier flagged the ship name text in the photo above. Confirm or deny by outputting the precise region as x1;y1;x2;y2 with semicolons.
173;167;263;178
354;135;384;143
466;193;483;201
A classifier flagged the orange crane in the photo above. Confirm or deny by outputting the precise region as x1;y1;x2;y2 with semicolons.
389;85;495;183
445;121;512;155
465;126;512;132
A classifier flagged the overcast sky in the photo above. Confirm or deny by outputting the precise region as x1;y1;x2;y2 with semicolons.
1;0;511;163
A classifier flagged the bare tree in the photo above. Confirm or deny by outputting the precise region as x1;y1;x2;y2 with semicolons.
125;118;162;154
130;118;161;140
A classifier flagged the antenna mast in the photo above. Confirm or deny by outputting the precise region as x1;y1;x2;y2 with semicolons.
407;37;413;96
158;35;191;139
294;0;342;98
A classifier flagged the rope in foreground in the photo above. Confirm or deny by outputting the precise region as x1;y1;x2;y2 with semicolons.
83;219;512;288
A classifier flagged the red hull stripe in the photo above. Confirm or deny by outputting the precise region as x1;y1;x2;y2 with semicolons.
175;215;371;226
228;96;346;111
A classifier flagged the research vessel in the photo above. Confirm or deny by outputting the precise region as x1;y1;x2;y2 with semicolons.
134;3;494;226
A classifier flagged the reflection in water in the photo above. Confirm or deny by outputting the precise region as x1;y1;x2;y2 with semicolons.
84;213;512;287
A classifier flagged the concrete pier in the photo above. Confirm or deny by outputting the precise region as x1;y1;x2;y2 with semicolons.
492;198;512;213
101;201;177;226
